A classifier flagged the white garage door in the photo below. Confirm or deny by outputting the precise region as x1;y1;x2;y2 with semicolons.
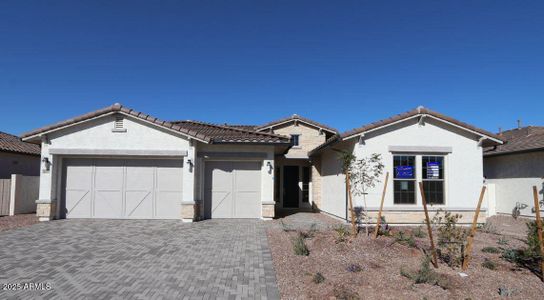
62;158;183;219
204;161;261;219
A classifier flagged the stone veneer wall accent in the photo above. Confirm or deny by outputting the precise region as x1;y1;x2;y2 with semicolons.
272;123;327;157
181;202;198;221
36;202;56;221
261;203;275;219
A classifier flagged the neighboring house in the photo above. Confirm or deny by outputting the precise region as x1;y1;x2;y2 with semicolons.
21;104;503;224
0;131;41;179
308;107;503;224
484;126;544;218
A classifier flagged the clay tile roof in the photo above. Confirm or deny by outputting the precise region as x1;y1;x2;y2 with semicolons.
20;103;291;145
256;114;338;134
170;120;291;144
484;126;544;156
0;131;41;156
309;106;503;156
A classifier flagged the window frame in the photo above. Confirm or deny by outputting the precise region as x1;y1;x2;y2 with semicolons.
421;155;446;205
290;134;301;147
392;155;417;205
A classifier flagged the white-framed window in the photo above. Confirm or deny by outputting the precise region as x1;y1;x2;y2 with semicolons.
291;134;300;147
393;155;416;204
422;156;445;205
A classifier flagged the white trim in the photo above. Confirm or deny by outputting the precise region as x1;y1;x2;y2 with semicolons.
49;148;188;157
342;113;503;144
388;146;452;153
22;111;209;144
257;119;336;134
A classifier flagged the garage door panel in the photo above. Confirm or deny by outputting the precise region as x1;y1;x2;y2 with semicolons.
155;191;182;219
65;190;92;218
94;191;123;218
63;158;183;219
125;191;153;218
234;191;261;218
205;161;261;219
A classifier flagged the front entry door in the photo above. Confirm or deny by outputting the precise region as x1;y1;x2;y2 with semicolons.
283;166;299;208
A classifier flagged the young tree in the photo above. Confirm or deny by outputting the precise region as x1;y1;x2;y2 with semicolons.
339;151;385;235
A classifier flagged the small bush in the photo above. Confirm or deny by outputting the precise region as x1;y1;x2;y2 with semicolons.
498;286;517;297
333;285;360;300
312;272;325;284
501;248;523;263
432;210;467;268
334;225;350;243
413;226;426;238
478;221;497;234
482;246;501;254
346;263;363;273
482;258;497;270
395;231;416;248
376;216;391;236
299;224;318;239
400;255;449;289
281;221;295;232
525;220;543;260
497;237;509;246
292;234;310;256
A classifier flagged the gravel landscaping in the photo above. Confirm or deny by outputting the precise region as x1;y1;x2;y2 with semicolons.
0;214;39;232
267;215;544;299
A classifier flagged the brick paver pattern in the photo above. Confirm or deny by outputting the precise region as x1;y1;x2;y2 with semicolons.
0;219;280;299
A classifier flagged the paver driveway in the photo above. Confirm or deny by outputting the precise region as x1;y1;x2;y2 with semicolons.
0;219;280;299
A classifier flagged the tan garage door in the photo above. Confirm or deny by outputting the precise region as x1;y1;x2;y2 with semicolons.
204;161;261;219
62;158;183;219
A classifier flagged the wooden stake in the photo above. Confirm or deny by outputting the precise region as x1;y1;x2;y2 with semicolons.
532;186;544;281
373;172;389;239
418;182;439;268
462;186;487;271
346;171;357;236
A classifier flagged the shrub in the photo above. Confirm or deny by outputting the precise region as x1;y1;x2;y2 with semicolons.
333;285;360;300
497;236;509;246
500;220;543;272
432;210;467;268
482;258;497;270
312;272;325;284
525;220;543;260
281;221;295;232
299;224;318;239
501;248;523;263
346;263;363;273
376;216;391;236
292;234;310;256
482;246;501;254
498;286;517;297
413;226;426;238
400;255;449;289
334;225;350;243
478;221;497;234
394;231;416;248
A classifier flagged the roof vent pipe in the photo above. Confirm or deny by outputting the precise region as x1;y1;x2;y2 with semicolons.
498;127;502;135
517;119;522;129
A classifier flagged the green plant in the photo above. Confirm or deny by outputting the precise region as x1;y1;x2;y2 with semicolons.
432;210;467;268
413;226;426;238
292;234;310;256
400;255;449;289
500;220;543;273
394;231;416;248
501;248;523;263
481;246;501;254
299;224;318;239
482;258;497;270
497;236;509;246
312;272;325;284
334;225;350;243
525;220;543;260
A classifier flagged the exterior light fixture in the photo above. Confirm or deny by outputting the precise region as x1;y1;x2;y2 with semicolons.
266;161;273;174
42;157;51;172
186;158;194;172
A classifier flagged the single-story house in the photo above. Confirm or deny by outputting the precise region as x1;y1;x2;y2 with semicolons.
21;104;503;223
0;131;41;179
484;125;544;218
309;107;503;224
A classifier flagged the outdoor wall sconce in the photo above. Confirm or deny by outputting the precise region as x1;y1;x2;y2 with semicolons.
186;158;194;172
42;157;51;172
266;161;273;174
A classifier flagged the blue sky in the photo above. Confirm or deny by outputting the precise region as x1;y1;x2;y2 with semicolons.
1;0;543;135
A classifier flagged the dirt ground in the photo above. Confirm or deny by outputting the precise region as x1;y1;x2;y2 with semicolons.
0;214;39;232
267;215;544;299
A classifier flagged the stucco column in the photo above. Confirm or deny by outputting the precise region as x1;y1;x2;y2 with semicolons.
36;147;57;221
261;151;275;220
181;143;197;222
